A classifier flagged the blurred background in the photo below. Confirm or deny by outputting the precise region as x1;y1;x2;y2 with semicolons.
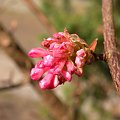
0;0;120;120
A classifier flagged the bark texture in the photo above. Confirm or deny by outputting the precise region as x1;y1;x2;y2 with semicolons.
102;0;120;94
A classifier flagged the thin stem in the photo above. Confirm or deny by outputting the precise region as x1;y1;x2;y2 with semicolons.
93;53;106;62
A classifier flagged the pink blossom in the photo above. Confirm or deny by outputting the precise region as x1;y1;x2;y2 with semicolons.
51;60;66;74
28;29;88;90
30;68;44;80
75;56;84;67
28;48;48;58
43;55;55;67
61;70;72;81
66;60;75;73
75;49;86;67
53;32;65;39
76;49;86;57
39;73;59;89
75;67;83;77
35;60;45;68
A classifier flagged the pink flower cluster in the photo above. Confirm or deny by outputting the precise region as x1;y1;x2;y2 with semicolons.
28;30;86;89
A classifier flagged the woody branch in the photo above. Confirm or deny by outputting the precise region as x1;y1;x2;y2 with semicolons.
102;0;120;94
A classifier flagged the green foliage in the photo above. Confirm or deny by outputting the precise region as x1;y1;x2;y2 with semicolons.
41;0;104;51
40;0;120;48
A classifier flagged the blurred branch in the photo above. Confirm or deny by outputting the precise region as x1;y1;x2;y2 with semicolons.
71;78;82;120
102;0;120;94
23;0;56;34
32;81;69;120
0;82;24;91
0;23;69;120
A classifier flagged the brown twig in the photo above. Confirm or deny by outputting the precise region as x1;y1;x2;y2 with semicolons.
102;0;120;94
92;53;106;62
23;0;56;34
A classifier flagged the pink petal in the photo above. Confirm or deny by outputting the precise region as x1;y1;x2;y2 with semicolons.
76;49;86;57
75;67;83;77
53;32;64;38
41;38;54;48
75;56;84;67
39;73;59;89
52;60;66;74
43;55;55;67
52;49;67;58
28;48;48;58
62;71;72;81
66;60;75;73
35;60;45;68
47;37;53;41
49;42;59;49
53;75;60;87
30;68;44;80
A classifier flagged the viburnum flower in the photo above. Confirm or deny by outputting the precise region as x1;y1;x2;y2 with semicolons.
28;29;97;90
